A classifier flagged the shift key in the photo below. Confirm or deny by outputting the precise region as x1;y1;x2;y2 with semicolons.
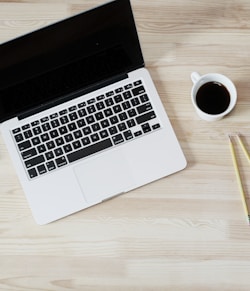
25;155;45;168
136;111;156;124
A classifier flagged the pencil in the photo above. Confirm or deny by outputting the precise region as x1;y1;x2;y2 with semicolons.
236;134;250;163
228;135;250;224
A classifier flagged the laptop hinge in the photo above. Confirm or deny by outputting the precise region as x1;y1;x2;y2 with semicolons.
17;73;129;120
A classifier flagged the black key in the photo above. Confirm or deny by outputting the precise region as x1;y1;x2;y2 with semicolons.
37;164;47;175
114;94;123;103
87;105;96;114
14;133;24;143
60;116;69;124
90;133;100;142
50;129;59;139
22;124;30;130
55;156;67;167
78;102;86;108
142;123;151;133
137;102;153;114
83;126;92;136
124;84;132;90
46;140;56;149
46;161;56;171
81;137;91;146
91;123;101;132
140;94;149;103
109;126;118;135
31;137;41;146
24;130;33;139
25;155;45;168
41;117;49;123
105;98;114;106
128;109;137;118
122;101;131;110
101;119;110;128
86;116;95;124
78;108;87;117
33;126;42;135
132;85;145;96
113;104;122;113
69;112;78;121
118;123;126;132
73;130;83;139
152;123;161;130
50;113;58;119
134;130;142;137
67;138;112;163
72;140;81;150
64;134;74;142
131;97;140;106
123;91;132;99
68;122;77;131
55;137;64;146
97;95;105;101
69;105;77;111
59;126;68;135
42;123;51;131
100;130;108;139
45;151;54;160
31;120;39;126
87;98;95;104
127;119;136;128
95;112;104;121
136;111;156;124
63;144;73;153
37;144;46;153
104;108;113;117
124;130;133;140
12;128;21;134
21;148;37;159
28;168;38;179
112;134;124;145
134;80;142;86
96;101;105;110
18;140;32;151
110;116;119;125
54;148;64;157
106;91;114;97
41;133;50;142
118;112;128;121
77;119;86;128
115;87;123;93
59;109;68;115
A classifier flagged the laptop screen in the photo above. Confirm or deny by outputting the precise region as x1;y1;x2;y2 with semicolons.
0;0;144;122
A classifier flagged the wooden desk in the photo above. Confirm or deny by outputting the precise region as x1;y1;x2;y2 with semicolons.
1;0;250;290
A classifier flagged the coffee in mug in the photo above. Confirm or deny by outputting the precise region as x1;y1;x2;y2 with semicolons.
191;72;237;121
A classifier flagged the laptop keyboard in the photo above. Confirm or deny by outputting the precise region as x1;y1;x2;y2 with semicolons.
11;80;161;179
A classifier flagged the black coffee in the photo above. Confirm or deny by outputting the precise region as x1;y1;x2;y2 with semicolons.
196;81;230;114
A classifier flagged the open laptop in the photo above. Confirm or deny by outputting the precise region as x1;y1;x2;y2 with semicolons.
0;0;187;224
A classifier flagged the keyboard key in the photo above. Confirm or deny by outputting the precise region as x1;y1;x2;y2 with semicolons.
23;130;33;139
28;168;38;179
82;137;91;146
25;155;45;168
55;156;67;167
124;130;133;140
67;138;112;163
31;137;41;146
12;128;21;134
136;111;156;124
137;102;153;114
45;151;54;160
41;133;50;142
21;148;37;159
112;134;124;145
51;119;60;128
37;164;47;175
37;144;46;153
14;133;24;143
132;85;145;96
152;123;161;130
142;123;151;133
63;144;73;153
46;161;56;171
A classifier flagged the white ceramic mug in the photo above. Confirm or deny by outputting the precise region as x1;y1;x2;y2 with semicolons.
191;72;237;121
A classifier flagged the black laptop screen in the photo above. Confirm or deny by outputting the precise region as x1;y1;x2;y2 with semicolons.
0;0;144;122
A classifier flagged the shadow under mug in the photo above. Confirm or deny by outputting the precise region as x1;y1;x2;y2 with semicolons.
191;72;237;121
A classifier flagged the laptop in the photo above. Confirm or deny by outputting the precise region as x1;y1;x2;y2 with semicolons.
0;0;187;224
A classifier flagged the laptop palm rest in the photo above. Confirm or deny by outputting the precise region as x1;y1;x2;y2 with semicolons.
74;149;135;204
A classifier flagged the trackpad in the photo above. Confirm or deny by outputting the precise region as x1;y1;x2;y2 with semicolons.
74;149;134;204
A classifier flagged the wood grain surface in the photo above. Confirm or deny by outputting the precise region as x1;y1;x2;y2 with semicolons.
1;0;250;290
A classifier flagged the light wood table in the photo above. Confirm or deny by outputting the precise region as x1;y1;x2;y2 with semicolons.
1;0;250;290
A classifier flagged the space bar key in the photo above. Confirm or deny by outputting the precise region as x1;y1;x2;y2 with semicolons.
67;138;113;163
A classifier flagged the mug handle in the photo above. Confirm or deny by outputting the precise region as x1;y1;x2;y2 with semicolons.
191;72;201;84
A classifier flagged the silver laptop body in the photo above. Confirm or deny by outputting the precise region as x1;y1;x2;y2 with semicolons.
0;0;186;224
